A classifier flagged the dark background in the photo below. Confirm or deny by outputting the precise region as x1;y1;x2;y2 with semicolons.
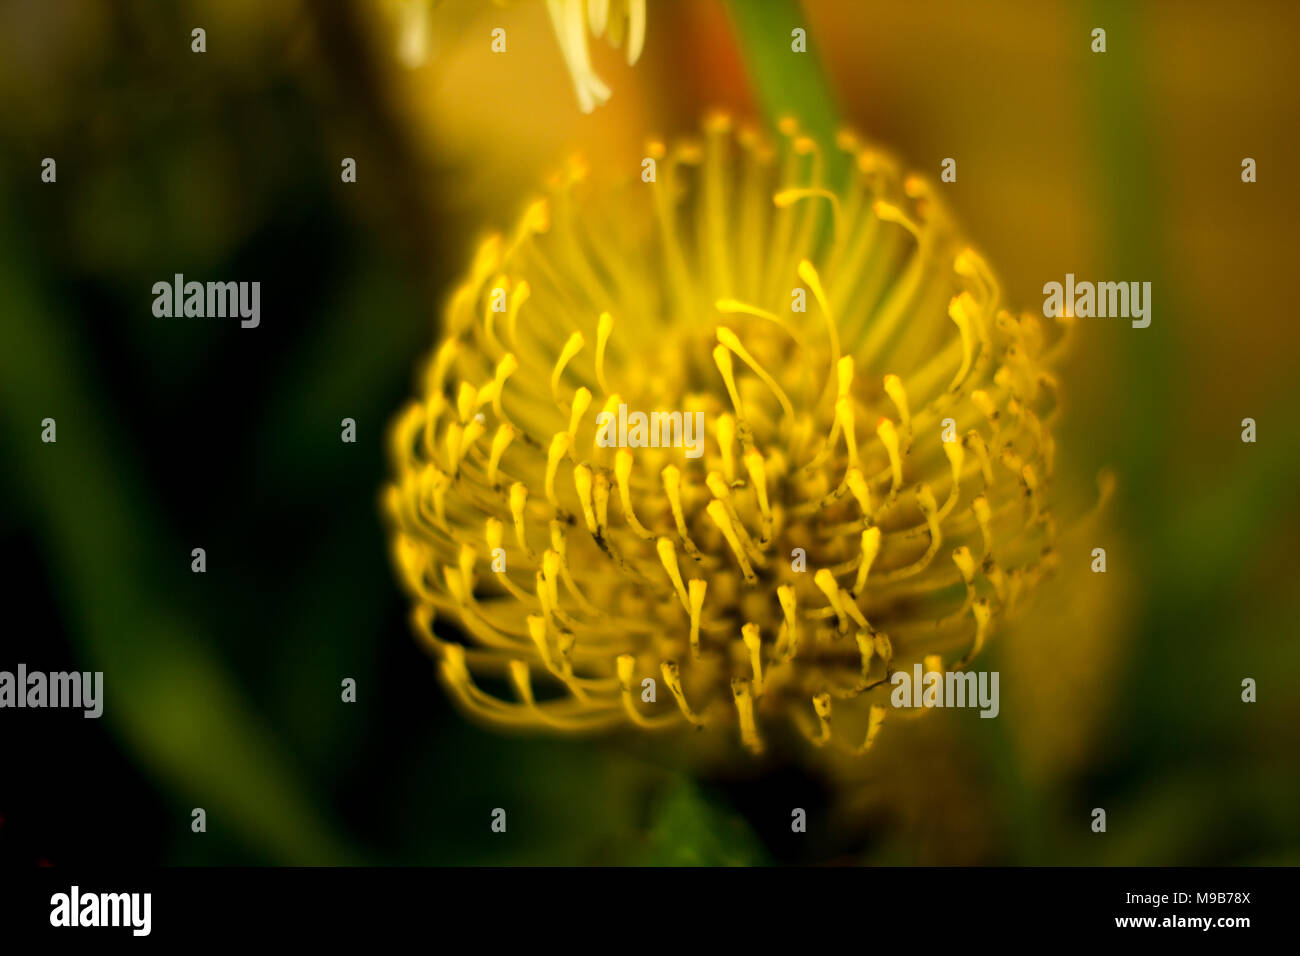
2;0;1298;866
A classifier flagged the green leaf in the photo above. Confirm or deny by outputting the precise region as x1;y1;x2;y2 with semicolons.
638;777;770;866
725;0;846;186
0;220;354;866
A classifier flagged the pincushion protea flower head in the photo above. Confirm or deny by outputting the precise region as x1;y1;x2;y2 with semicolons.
384;114;1074;762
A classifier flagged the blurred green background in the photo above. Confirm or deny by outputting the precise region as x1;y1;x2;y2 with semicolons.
1;0;1297;865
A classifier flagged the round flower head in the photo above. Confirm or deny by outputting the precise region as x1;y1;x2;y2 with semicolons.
385;115;1072;761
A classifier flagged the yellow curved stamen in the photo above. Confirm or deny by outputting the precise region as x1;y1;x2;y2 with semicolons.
509;482;534;557
797;259;842;390
486;424;514;488
613;449;655;539
716;413;737;482
774;187;842;241
617;654;677;729
956;598;993;669
853;526;882;595
688;579;707;660
594;311;613;396
776;584;799;659
814;568;849;633
836;399;860;471
810;693;832;746
656;536;690;610
544;432;572;511
712;344;745;421
732;678;764;754
505;281;530;348
661;464;702;557
456;382;476;424
662;660;704;725
883;374;911;440
716;327;795;423
706;499;758;584
859;704;887;753
972;494;994;556
551;331;585;406
743;450;774;542
568;386;592;441
573;463;598;535
877;417;903;492
741;622;764;695
846;467;873;520
947;293;977;390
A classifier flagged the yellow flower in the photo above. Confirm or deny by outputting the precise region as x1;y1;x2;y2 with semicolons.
544;0;646;113
384;115;1073;760
391;0;646;112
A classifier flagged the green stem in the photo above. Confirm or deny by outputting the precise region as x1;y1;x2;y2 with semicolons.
725;0;846;185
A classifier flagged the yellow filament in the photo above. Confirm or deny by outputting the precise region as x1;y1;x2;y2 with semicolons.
777;584;798;658
972;495;994;555
706;499;757;584
883;374;911;438
811;692;832;746
541;550;562;609
797;259;841;376
456;382;476;423
1022;463;1040;522
971;389;1000;434
662;660;704;725
773;187;842;239
613;449;655;538
509;482;533;556
877;418;903;492
487;424;514;488
595;311;613;395
716;414;737;482
573;463;598;534
688;579;707;659
617;654;673;729
953;545;977;594
568;386;592;440
551;331;585;405
656;536;690;609
854;526;882;595
846;467;872;519
491;354;519;423
661;465;701;556
458;417;486;461
824;353;848;399
742;622;763;694
505;280;530;347
966;430;993;485
836;399;860;469
860;704;887;753
744;450;773;539
957;598;992;668
443;422;463;474
712;344;745;420
732;679;764;754
947;293;976;390
594;392;621;456
716;327;794;422
426;338;459;396
815;568;849;632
